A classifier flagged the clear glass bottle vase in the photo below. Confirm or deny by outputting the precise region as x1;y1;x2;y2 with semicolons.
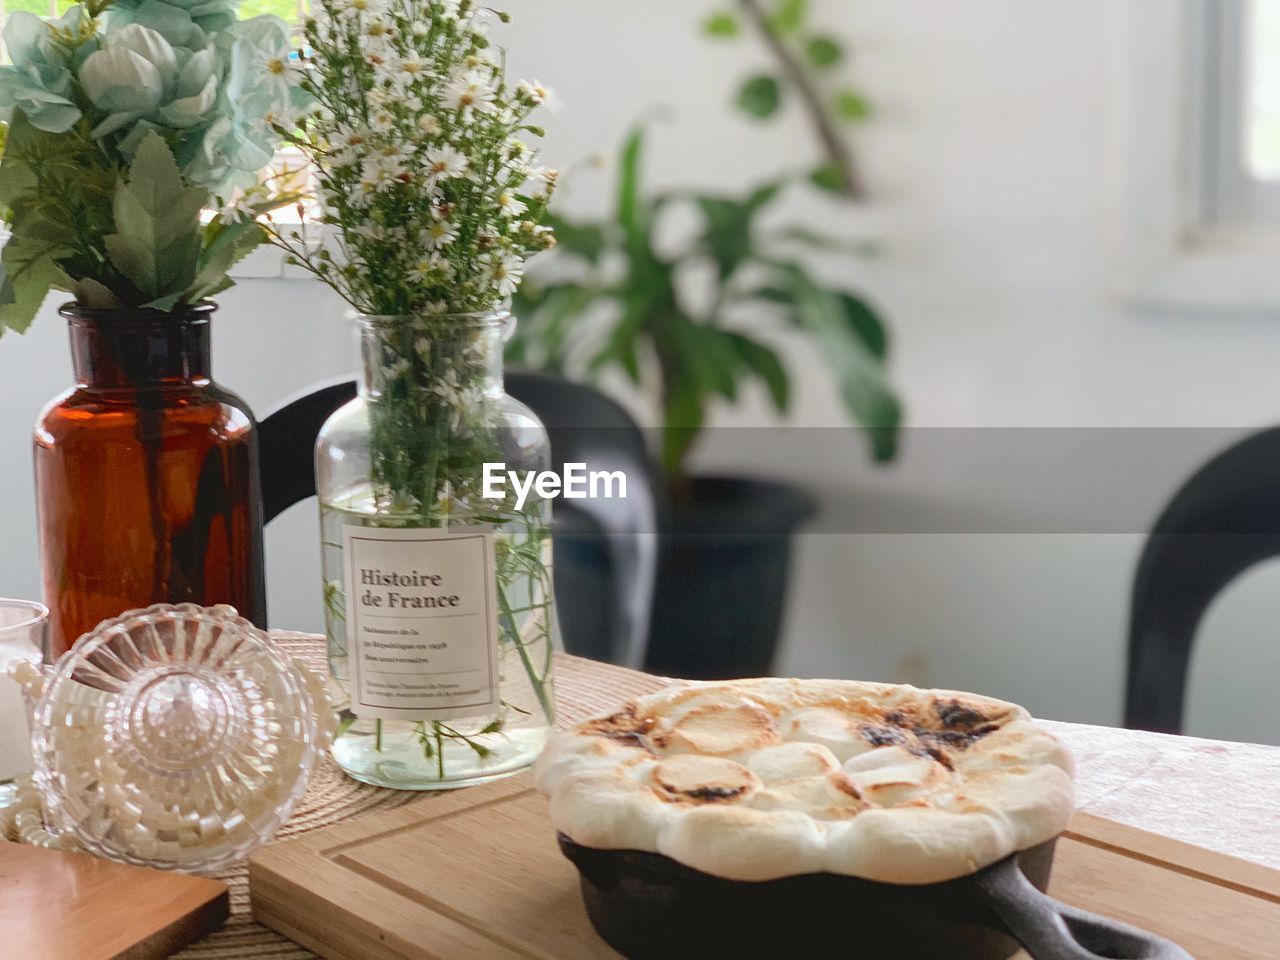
316;310;557;790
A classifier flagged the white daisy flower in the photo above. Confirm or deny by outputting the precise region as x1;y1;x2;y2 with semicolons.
338;0;388;20
417;114;442;137
360;154;404;190
425;145;469;180
370;109;396;133
443;69;497;121
407;254;453;284
393;50;431;86
217;196;255;224
421;219;459;250
488;254;524;298
496;191;527;216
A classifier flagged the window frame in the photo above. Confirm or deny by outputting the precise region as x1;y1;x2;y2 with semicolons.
1114;0;1280;313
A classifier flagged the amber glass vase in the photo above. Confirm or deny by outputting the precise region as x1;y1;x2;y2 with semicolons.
33;302;266;658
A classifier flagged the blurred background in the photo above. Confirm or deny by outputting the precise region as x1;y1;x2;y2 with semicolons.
7;0;1280;743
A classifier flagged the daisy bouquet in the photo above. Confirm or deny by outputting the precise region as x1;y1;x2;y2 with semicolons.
273;0;556;315
277;0;560;774
273;0;558;513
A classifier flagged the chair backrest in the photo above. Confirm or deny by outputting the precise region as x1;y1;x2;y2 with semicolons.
258;371;660;667
1126;426;1280;733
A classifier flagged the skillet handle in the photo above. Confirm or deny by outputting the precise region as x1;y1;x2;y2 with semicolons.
966;856;1194;960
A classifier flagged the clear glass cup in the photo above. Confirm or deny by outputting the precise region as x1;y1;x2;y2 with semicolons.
0;599;48;807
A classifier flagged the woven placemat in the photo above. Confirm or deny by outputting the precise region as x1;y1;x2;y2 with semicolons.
173;632;665;960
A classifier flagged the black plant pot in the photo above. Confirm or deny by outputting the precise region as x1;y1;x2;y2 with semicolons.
642;477;814;679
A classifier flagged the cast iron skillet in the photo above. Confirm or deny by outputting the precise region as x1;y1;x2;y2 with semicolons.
559;834;1193;960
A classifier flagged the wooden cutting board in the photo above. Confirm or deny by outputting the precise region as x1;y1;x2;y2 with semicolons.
249;773;1280;960
0;841;229;960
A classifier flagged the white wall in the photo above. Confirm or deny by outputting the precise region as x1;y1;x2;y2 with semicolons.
5;0;1280;742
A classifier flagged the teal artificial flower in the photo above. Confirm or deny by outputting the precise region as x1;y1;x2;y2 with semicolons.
0;9;84;134
116;0;213;49
78;22;219;139
182;16;306;197
108;0;240;37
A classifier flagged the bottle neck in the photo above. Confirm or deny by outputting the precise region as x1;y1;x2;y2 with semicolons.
64;305;214;390
359;313;509;400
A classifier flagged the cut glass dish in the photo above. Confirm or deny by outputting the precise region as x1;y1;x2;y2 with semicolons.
30;604;321;872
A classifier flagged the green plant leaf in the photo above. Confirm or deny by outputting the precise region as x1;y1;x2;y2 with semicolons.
508;281;604;372
671;318;742;401
703;10;740;37
71;277;123;309
186;218;265;303
838;293;889;360
805;35;843;68
736;74;782;119
661;378;705;478
0;118;38;212
544;213;608;265
774;263;900;460
0;234;70;336
726;330;790;412
616;126;659;270
769;0;808;34
835;89;872;122
696;179;782;280
773;226;879;257
809;163;848;194
104;132;206;302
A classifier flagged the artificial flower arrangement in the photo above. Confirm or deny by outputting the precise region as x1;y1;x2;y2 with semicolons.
0;0;307;333
269;0;561;787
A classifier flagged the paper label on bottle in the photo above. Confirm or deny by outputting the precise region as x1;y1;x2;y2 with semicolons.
343;525;500;721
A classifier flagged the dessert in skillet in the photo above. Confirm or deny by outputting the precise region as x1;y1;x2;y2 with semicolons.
535;677;1075;885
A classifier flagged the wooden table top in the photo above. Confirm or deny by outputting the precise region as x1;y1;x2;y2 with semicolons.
159;633;1280;958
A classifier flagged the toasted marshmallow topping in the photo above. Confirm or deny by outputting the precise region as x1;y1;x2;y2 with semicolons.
536;677;1074;884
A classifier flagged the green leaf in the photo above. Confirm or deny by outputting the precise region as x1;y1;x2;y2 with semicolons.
805;35;843;68
544;213;608;265
508;281;603;372
696;180;782;281
615;126;659;270
838;293;889;360
70;277;123;309
186;218;265;303
736;74;782;119
809;163;848;194
589;288;655;386
703;10;740;37
835;89;872;122
0;235;70;336
774;226;879;257
0;114;46;213
661;379;705;478
104;132;206;302
671;318;742;402
726;330;790;412
774;264;901;460
769;0;808;34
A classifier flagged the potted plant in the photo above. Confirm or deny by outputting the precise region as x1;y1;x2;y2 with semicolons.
0;0;306;654
510;0;899;678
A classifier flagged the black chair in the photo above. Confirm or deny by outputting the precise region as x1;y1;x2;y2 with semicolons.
1126;427;1280;733
259;371;660;667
